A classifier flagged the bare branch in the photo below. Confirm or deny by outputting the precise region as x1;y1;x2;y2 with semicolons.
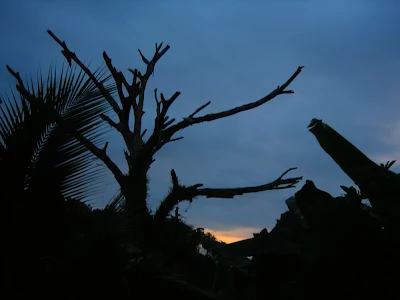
171;169;179;186
153;136;183;153
102;51;139;127
100;114;120;131
47;30;123;118
137;66;303;172
138;49;150;65
127;68;141;98
134;43;170;136
154;88;161;115
99;114;139;163
102;141;109;152
6;65;126;186
153;168;302;223
102;51;126;102
197;167;302;198
153;169;203;223
189;100;211;118
164;118;175;127
163;66;304;140
144;90;181;149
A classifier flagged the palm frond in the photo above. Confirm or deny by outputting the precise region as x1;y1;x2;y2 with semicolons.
0;62;117;202
105;189;126;212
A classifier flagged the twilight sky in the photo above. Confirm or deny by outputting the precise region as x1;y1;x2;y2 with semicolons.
1;0;399;243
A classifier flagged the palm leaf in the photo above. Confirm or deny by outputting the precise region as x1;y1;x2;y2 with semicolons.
0;62;117;202
105;189;126;212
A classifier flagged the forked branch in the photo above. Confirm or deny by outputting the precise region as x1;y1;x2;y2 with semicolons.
134;42;170;136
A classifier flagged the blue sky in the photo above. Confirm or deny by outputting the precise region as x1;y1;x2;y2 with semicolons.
1;0;399;242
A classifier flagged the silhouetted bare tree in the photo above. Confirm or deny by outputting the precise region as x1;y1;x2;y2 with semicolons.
7;30;303;242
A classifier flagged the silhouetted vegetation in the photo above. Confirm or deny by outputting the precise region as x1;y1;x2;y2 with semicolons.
2;30;400;299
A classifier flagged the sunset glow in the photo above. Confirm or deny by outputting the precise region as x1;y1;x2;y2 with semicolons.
204;227;263;244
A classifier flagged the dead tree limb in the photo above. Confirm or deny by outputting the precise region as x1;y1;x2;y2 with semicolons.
154;168;303;223
163;66;303;141
135;43;170;136
197;167;302;198
47;30;122;118
141;66;304;165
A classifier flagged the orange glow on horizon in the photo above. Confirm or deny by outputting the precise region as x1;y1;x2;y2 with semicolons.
204;227;261;244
